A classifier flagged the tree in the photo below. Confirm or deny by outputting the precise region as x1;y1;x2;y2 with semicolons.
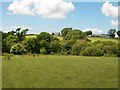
80;46;104;56
15;28;28;42
71;40;87;55
61;40;75;54
50;41;61;53
22;38;40;54
37;32;52;42
52;33;54;35
107;29;116;38
4;35;18;53
85;30;92;35
64;29;86;41
8;31;15;35
61;28;72;37
117;30;120;37
40;40;51;54
10;43;26;55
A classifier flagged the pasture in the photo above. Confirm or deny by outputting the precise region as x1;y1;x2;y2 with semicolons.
89;37;119;43
2;55;118;88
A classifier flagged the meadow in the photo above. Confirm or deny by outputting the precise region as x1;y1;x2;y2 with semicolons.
2;55;118;88
89;37;119;43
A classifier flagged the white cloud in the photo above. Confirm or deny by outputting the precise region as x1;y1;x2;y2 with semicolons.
83;28;103;34
111;20;120;26
101;1;118;18
2;25;31;33
8;0;35;15
8;0;75;19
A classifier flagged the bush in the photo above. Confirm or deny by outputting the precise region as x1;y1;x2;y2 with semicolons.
80;46;104;56
71;40;87;55
50;41;61;53
91;40;118;56
10;43;26;55
22;38;40;54
40;48;47;54
102;45;118;56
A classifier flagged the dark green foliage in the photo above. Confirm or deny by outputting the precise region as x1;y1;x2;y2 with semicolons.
50;41;61;53
2;27;119;57
64;29;86;41
4;35;18;53
37;32;52;42
22;38;40;54
61;27;72;37
61;40;75;54
71;40;87;55
15;28;28;42
117;30;120;37
10;43;26;55
2;28;28;53
40;40;51;54
80;46;104;56
84;30;92;35
107;29;116;38
40;47;47;54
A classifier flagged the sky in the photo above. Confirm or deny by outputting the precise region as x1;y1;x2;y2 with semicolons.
1;0;119;34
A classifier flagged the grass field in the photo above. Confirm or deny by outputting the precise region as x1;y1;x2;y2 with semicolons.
2;55;118;88
89;37;119;43
26;35;36;39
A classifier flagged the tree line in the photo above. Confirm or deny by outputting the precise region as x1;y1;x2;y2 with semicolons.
1;28;120;57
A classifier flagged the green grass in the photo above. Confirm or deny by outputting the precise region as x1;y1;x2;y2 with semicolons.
26;35;37;39
0;57;2;89
2;55;118;88
54;36;63;41
25;35;64;41
89;37;119;43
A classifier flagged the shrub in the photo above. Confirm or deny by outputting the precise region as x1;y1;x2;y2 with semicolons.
40;48;47;54
71;40;87;55
22;38;40;54
10;43;26;55
50;41;61;53
80;46;104;56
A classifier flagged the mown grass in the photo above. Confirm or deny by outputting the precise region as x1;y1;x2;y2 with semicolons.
2;55;118;88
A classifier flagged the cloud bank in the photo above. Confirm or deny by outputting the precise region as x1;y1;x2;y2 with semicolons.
8;0;75;19
101;1;118;17
101;1;119;27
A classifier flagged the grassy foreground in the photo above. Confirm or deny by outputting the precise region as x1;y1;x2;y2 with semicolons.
2;55;118;88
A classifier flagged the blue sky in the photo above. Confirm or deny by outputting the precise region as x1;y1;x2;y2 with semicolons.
1;1;118;34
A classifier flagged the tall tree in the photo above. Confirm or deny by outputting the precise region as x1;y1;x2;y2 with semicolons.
117;30;120;37
85;30;92;36
107;29;116;38
61;28;72;37
15;28;28;42
37;32;52;42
